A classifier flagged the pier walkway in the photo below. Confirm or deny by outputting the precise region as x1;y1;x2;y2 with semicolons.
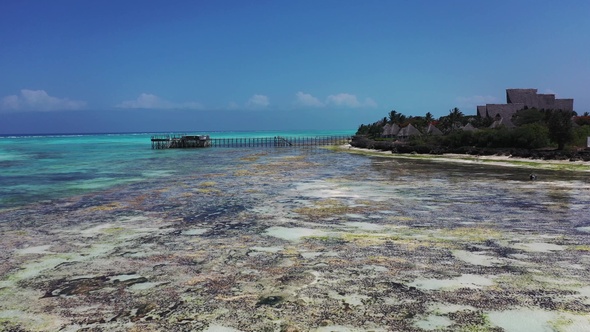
151;135;351;149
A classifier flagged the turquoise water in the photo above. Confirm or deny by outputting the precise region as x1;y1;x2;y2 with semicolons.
0;130;355;209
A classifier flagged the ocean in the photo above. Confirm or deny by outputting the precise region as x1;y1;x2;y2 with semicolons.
1;130;590;331
0;130;354;209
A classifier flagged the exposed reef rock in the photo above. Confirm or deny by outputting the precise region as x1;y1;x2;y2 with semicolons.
1;149;589;331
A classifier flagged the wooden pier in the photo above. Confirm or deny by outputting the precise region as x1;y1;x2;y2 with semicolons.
151;134;211;149
151;135;350;149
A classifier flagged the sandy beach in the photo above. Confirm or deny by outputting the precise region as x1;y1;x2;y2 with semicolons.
341;145;590;173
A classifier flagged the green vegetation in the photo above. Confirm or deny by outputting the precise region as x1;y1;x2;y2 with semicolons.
546;109;575;150
356;106;590;151
440;123;550;149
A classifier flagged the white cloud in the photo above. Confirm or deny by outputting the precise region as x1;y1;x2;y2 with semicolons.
2;95;19;110
455;95;498;108
117;93;169;109
326;93;377;108
327;93;360;107
116;93;203;110
0;89;86;111
295;91;324;107
246;94;270;108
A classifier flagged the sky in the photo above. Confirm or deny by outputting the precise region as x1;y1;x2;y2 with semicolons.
1;0;589;134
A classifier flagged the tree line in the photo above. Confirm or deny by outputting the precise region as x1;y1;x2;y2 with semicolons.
356;108;590;150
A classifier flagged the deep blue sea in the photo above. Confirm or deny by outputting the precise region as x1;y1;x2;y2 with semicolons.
0;130;355;209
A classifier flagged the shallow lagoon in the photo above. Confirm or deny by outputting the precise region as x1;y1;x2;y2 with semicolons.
1;142;590;331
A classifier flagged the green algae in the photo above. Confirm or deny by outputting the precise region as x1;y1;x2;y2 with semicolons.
437;227;504;242
493;272;580;293
569;245;590;252
340;233;401;245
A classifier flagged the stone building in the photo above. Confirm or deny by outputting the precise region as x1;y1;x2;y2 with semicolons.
477;89;574;120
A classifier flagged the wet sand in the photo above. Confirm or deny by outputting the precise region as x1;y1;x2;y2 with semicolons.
1;149;589;331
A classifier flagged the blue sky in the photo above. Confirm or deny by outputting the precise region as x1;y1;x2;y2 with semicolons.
1;0;589;134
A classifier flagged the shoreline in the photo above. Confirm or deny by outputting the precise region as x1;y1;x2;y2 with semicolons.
336;144;590;172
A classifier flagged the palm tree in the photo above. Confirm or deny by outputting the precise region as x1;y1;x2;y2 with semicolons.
448;107;464;129
388;110;398;124
388;110;407;124
425;112;434;124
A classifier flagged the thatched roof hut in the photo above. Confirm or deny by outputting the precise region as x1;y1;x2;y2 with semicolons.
398;123;422;139
462;123;478;132
489;117;515;129
381;124;391;137
390;123;400;136
425;123;443;136
381;123;400;138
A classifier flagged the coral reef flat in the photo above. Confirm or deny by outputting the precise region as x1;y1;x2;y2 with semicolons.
1;147;590;331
